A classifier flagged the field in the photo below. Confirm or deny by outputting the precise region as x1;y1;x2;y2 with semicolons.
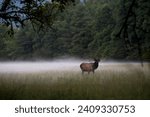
0;61;150;100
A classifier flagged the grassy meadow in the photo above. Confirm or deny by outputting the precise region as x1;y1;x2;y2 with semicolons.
0;62;150;100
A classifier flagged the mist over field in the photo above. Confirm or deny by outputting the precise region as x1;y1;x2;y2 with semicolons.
0;58;88;73
0;58;149;74
0;59;82;73
0;58;150;99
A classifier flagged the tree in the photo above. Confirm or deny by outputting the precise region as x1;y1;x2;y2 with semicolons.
0;0;75;34
0;0;149;60
0;25;17;60
116;0;150;65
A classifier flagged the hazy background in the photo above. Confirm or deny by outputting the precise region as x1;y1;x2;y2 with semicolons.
0;58;147;74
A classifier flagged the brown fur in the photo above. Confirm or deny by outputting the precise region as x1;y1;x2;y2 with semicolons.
80;59;100;74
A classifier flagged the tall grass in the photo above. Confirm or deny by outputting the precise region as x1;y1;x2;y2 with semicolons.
0;63;150;99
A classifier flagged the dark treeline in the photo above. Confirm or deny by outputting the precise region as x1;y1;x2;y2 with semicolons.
0;0;149;60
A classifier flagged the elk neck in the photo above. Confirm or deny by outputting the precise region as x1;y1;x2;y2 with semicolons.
93;61;99;69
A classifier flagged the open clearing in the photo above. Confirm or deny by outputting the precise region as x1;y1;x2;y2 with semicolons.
0;60;150;99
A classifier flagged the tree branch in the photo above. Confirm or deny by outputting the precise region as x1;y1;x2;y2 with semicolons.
116;0;136;37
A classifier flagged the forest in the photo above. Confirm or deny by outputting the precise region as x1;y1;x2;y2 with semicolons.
0;0;150;61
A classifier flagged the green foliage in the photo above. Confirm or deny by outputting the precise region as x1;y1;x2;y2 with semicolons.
0;0;149;60
0;0;75;35
0;25;17;60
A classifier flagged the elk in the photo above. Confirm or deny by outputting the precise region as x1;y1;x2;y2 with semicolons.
80;59;100;74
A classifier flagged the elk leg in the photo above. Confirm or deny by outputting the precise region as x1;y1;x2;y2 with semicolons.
82;71;84;75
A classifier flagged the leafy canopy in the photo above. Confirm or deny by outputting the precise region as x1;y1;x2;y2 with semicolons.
0;0;75;34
